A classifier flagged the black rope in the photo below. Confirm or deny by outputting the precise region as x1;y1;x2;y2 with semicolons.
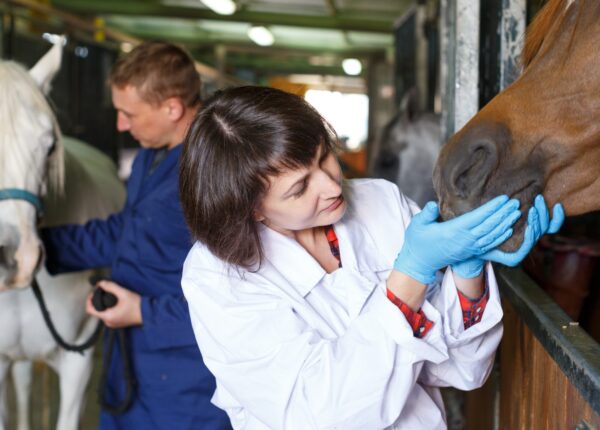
97;327;135;415
31;277;135;414
30;278;103;354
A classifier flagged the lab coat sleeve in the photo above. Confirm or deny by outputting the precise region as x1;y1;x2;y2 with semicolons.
418;262;503;390
353;179;502;392
41;211;125;274
182;250;452;430
140;293;198;350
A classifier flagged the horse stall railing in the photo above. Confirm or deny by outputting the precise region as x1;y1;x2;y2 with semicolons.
466;266;600;429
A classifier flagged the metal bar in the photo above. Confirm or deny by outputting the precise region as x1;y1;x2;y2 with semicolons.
415;1;428;111
6;6;13;59
496;265;600;416
220;43;373;58
499;0;526;90
393;7;416;107
4;0;140;43
2;0;245;86
454;0;480;131
49;0;396;34
0;12;4;58
440;0;480;140
439;0;455;141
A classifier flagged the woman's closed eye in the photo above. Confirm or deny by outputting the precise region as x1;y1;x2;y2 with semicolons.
292;179;309;198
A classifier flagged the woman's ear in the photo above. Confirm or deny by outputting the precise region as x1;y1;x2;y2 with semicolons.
254;211;265;222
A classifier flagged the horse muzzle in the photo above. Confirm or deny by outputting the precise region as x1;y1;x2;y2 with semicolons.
0;223;43;290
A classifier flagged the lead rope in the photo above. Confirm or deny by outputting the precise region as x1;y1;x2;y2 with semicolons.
98;327;135;415
30;278;102;353
31;277;134;414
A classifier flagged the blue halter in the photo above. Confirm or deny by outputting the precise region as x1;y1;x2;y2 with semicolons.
0;188;43;214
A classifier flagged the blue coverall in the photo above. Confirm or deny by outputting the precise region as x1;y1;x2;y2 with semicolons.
42;145;232;429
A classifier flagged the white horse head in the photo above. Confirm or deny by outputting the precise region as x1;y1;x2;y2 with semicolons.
374;89;442;207
0;38;65;290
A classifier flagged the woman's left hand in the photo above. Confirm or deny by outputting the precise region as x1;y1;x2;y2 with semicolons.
452;195;565;277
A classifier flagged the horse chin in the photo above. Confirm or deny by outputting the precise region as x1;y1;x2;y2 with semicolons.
9;243;43;289
501;222;527;252
438;187;535;253
0;269;34;290
0;275;35;290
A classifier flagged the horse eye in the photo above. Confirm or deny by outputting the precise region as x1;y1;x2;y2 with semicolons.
47;132;58;156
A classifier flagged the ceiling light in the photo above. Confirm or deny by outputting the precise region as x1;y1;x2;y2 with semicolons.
200;0;236;15
120;42;134;53
342;58;362;76
248;25;274;47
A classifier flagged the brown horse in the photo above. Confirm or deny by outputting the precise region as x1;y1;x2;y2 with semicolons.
434;0;600;251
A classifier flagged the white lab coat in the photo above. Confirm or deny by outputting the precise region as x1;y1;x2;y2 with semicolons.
181;178;503;430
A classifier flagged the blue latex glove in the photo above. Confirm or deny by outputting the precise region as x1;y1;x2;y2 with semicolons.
393;195;521;284
451;256;489;279
452;194;564;276
485;194;564;267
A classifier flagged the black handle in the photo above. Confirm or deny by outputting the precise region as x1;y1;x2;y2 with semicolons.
89;276;118;311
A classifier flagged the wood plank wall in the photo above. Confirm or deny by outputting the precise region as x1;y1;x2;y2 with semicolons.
498;298;600;429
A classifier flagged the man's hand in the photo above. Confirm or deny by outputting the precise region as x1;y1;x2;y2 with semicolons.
86;280;143;328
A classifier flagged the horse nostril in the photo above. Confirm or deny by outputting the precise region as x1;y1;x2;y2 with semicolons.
0;245;17;270
449;139;499;199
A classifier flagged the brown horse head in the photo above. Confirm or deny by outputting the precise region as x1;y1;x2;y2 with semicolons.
434;0;600;251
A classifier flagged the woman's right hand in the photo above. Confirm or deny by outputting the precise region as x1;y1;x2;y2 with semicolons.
393;196;521;284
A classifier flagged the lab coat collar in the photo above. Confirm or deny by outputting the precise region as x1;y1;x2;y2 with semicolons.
259;224;327;297
260;183;388;297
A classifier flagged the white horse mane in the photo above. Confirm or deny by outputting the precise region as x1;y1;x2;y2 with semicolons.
0;60;64;194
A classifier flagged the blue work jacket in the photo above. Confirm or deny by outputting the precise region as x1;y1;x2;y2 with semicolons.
42;145;232;429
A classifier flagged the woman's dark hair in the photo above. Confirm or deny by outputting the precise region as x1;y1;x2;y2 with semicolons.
180;86;338;269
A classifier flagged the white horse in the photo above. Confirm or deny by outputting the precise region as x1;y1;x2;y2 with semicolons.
373;89;442;207
0;40;125;429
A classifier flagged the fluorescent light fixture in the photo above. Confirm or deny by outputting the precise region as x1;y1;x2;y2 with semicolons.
248;25;274;47
200;0;236;15
342;58;362;76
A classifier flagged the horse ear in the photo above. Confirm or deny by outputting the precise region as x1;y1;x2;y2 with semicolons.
29;36;65;95
399;87;418;122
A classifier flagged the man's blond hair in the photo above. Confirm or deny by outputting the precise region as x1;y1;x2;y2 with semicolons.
109;41;201;107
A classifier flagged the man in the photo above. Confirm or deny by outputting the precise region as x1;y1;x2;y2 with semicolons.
41;42;231;429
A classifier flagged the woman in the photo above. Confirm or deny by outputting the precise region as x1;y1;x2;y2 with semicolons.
179;86;563;429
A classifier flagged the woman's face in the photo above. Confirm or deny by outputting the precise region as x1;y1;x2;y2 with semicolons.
257;146;346;236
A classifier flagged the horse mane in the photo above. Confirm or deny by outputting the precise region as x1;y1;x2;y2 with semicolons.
522;0;588;68
0;61;64;194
